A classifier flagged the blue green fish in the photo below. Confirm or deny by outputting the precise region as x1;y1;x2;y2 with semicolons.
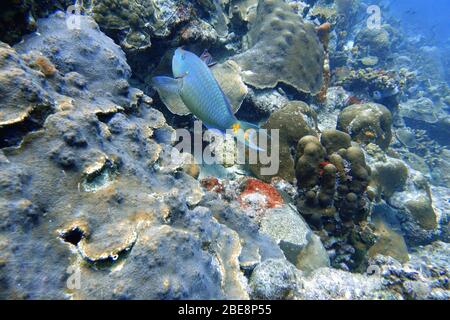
152;48;266;151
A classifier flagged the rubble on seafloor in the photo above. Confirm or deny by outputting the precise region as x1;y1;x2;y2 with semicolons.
0;0;448;300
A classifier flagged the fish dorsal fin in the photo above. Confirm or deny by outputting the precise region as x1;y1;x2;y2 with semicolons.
152;76;191;116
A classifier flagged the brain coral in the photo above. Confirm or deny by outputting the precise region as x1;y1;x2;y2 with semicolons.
233;0;325;94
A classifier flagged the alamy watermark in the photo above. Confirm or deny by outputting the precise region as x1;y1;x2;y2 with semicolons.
66;4;82;30
170;120;280;176
66;265;81;290
367;5;382;30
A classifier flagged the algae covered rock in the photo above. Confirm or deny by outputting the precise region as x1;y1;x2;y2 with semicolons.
233;0;325;94
295;233;331;275
15;12;132;106
389;171;440;246
249;258;302;300
368;218;409;264
337;103;393;150
0;42;54;148
211;60;248;114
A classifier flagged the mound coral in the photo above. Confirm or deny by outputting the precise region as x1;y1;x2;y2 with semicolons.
233;0;325;95
337;103;393;150
295;133;373;228
249;101;318;183
355;26;392;58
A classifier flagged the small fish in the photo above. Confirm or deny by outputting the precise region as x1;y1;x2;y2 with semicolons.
372;87;399;100
152;48;267;151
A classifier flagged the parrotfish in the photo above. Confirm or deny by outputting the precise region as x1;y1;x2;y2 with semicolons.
152;48;266;151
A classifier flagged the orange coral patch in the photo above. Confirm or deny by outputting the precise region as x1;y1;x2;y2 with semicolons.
238;178;284;209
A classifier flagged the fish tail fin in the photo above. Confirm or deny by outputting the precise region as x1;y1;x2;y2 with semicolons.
232;121;271;152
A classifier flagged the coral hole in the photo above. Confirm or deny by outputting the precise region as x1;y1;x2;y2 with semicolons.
59;227;85;246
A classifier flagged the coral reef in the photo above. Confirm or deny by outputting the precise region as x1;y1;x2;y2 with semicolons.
90;0;190;51
0;0;448;301
0;13;283;300
355;26;392;58
0;0;73;44
295;135;372;224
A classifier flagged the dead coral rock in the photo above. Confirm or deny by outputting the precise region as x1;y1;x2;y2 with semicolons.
337;103;393;150
233;0;325;94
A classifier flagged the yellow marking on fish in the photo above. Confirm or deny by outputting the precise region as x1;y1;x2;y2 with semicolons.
244;129;251;141
232;122;241;134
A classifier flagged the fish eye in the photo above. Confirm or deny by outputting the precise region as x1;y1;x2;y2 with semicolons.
181;54;186;60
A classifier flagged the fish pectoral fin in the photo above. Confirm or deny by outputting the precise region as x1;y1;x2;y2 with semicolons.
152;76;191;116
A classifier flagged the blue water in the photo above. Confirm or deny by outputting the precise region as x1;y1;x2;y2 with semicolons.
387;0;450;44
370;0;450;84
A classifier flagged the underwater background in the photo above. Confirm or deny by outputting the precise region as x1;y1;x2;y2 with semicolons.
0;0;448;300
